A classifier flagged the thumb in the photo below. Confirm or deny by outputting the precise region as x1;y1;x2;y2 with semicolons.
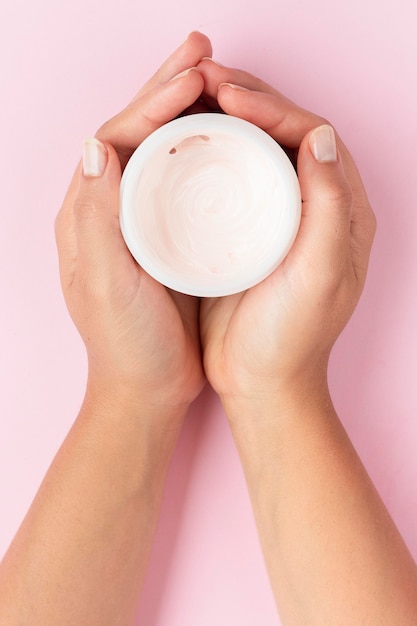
295;124;353;269
73;138;128;275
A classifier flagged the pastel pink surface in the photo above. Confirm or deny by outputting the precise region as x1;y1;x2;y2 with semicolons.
1;2;416;625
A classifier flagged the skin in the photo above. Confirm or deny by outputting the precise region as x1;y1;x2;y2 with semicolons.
1;31;417;626
197;59;417;624
0;32;210;626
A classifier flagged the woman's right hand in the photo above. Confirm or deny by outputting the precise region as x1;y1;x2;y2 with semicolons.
198;59;377;404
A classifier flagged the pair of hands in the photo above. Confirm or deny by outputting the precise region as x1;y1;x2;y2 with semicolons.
55;32;376;416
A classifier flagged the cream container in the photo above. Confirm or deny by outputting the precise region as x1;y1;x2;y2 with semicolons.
120;113;301;297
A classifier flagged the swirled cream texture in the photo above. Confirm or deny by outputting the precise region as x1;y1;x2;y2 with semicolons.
121;115;301;296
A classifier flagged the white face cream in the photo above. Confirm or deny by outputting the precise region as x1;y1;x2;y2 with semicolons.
120;114;301;297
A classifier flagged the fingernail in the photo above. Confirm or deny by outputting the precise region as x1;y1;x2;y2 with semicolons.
169;67;198;81
201;57;225;67
309;125;337;162
82;138;107;177
218;82;249;91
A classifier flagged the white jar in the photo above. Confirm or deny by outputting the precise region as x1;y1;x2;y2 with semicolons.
120;113;301;297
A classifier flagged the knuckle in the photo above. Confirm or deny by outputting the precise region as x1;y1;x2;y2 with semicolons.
319;259;356;306
73;192;101;221
324;178;353;211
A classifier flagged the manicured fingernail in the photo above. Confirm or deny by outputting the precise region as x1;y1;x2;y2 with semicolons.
219;82;249;91
170;67;198;81
82;138;107;177
201;57;225;67
309;125;337;162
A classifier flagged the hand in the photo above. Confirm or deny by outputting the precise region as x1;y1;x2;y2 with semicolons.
55;33;213;411
198;59;377;401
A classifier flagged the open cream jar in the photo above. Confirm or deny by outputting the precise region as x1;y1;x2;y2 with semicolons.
120;113;301;297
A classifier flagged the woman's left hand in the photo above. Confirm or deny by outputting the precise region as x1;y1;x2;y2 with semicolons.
55;33;213;412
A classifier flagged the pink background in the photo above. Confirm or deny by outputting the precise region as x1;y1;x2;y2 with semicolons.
1;1;416;624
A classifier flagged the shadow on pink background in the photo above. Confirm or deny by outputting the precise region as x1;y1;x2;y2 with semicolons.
1;1;416;624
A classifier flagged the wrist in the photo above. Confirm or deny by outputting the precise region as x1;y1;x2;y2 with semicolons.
83;372;195;424
70;378;188;503
220;376;342;491
220;367;331;426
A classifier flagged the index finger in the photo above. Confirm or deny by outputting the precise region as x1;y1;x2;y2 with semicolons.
95;33;212;165
96;68;205;166
198;59;325;148
132;31;212;101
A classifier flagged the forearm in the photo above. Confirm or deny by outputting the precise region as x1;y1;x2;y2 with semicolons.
0;382;186;626
223;382;417;626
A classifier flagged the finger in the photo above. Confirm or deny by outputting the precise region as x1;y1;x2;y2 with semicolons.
199;58;376;278
133;31;212;101
70;139;135;286
295;125;375;286
197;58;279;97
213;79;373;233
297;125;352;260
197;59;325;147
217;83;325;148
96;68;205;165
